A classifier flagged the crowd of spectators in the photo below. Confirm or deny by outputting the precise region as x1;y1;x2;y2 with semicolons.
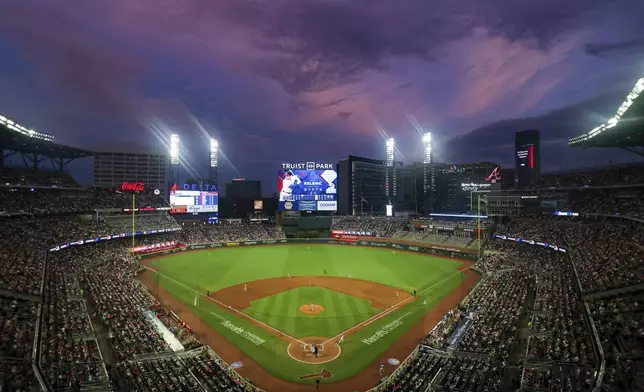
2;180;644;391
331;217;406;237
528;164;644;189
0;167;79;188
567;187;644;217
0;212;286;391
498;218;644;293
388;238;610;391
392;230;479;249
0;188;169;215
105;213;180;232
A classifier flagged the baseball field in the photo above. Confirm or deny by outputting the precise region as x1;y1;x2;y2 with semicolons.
139;244;478;391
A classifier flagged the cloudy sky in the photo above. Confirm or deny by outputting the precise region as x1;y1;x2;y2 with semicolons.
0;0;642;193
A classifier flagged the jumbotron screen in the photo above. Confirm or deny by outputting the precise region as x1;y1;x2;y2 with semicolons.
169;189;218;213
278;169;337;211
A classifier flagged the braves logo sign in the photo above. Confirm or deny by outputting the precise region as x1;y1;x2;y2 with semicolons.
121;182;145;192
484;167;502;183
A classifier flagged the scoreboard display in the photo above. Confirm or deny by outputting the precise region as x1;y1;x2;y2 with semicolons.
277;167;337;211
169;189;218;213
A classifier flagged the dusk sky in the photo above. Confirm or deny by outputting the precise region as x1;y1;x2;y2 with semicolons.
0;0;643;194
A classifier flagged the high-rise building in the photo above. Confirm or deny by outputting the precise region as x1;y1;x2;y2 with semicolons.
93;151;168;195
337;155;417;216
515;130;541;188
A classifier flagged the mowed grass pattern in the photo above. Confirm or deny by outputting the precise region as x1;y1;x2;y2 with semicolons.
148;244;469;383
243;286;380;338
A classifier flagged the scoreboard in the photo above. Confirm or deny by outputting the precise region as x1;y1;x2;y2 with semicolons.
169;189;219;213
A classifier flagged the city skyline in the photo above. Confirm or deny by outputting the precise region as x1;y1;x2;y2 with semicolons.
0;0;643;191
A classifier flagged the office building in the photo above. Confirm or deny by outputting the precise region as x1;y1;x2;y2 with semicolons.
515;130;541;188
94;151;167;195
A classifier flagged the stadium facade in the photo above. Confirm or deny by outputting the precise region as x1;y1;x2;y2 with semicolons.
94;151;168;195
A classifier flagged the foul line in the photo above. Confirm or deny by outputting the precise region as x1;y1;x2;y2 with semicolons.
141;265;308;346
321;265;472;346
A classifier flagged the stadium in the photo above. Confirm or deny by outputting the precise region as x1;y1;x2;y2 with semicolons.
0;77;643;392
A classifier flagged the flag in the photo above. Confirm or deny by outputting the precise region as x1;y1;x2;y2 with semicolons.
194;296;197;306
361;196;367;204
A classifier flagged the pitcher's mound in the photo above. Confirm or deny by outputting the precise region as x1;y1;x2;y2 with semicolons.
299;304;324;315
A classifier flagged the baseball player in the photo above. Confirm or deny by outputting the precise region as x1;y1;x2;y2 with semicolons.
310;304;315;312
423;299;427;306
379;361;385;376
244;284;247;292
396;291;399;298
288;273;291;279
348;272;352;279
338;334;344;344
313;344;319;358
279;170;301;201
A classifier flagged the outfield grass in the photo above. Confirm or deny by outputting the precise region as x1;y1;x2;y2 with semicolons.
148;244;466;384
243;286;380;338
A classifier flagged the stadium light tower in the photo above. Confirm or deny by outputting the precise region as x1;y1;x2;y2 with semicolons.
169;134;180;192
385;138;396;214
209;138;219;190
422;132;434;213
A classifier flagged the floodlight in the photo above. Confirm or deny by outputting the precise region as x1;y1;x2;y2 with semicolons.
170;134;179;165
385;138;395;167
422;132;432;164
210;138;219;168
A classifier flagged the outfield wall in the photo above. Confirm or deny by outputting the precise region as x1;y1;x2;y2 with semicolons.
136;237;479;261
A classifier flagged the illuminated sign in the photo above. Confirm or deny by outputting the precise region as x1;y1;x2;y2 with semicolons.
461;183;492;191
121;182;145;192
485;167;502;183
281;162;334;170
183;183;217;191
439;165;466;174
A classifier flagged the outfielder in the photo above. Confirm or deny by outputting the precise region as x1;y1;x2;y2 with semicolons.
279;170;301;201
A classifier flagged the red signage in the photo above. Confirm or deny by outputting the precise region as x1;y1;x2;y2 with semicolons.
121;182;145;192
484;167;502;183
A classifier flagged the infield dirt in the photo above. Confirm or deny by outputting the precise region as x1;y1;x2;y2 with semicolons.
139;256;478;391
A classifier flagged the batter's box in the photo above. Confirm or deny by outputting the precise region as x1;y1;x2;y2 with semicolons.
303;343;325;355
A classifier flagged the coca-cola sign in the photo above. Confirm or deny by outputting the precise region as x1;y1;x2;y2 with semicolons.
121;182;145;192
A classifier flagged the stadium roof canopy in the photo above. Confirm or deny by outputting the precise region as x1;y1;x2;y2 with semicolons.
0;116;92;172
569;78;644;156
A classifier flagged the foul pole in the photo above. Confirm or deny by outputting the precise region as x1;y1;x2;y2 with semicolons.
132;193;135;250
477;194;481;259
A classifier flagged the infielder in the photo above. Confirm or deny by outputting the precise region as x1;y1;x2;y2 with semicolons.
338;334;344;344
244;284;247;292
396;291;399;298
288;273;291;279
348;272;352;279
279;170;301;201
379;361;385;376
310;304;315;312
